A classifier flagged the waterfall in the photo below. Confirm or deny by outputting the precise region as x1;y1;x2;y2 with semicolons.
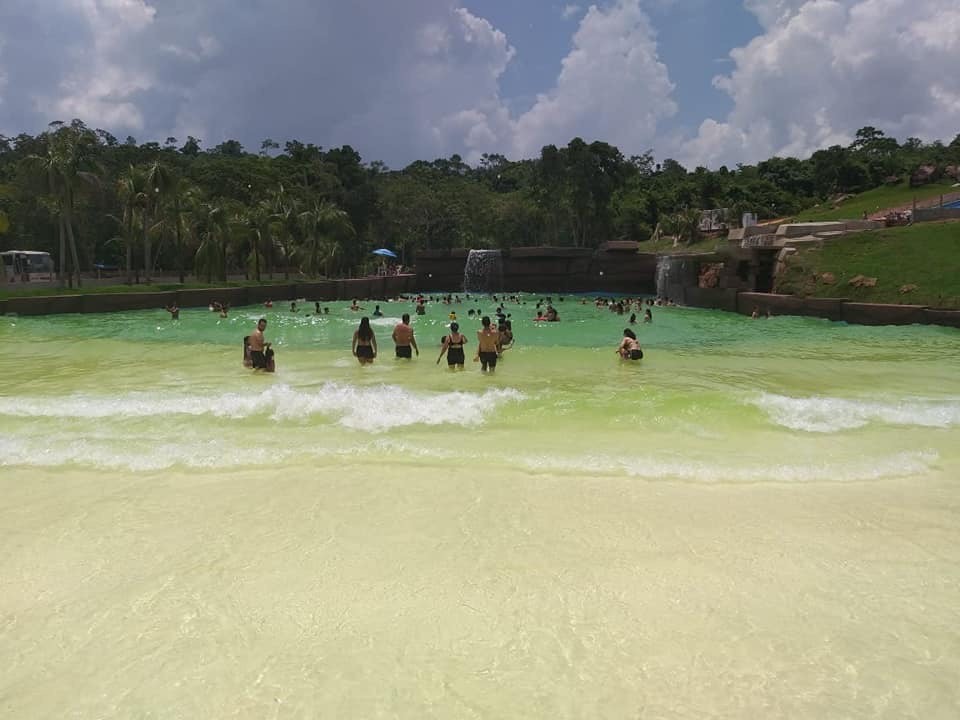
655;256;696;299
463;250;503;293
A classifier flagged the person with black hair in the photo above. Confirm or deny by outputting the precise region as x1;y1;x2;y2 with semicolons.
476;316;500;372
392;313;419;359
617;328;643;361
437;322;467;370
249;318;271;369
352;317;377;365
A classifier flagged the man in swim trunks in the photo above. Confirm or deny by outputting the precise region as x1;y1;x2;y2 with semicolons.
249;318;270;369
392;313;419;359
476;316;500;372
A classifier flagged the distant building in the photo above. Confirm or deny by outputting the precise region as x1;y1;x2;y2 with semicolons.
699;208;729;232
910;165;938;187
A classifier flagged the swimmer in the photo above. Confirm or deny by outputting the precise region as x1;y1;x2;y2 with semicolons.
475;316;500;372
616;328;643;361
437;322;467;370
373;304;383;317
290;301;298;312
415;302;426;316
751;306;759;319
352;317;377;365
629;313;637;324
248;318;271;370
392;313;419;359
350;298;363;312
644;309;652;323
545;305;559;322
448;311;457;321
164;304;179;320
264;299;273;309
315;302;321;314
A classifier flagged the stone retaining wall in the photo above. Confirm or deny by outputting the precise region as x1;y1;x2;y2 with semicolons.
1;276;417;317
414;248;659;294
733;292;959;327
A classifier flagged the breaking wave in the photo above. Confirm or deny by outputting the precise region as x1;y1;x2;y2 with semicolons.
752;393;960;433
1;383;526;432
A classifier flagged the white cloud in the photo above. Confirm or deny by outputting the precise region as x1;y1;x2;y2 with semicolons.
678;0;960;167
0;0;677;166
561;4;582;20
510;0;675;159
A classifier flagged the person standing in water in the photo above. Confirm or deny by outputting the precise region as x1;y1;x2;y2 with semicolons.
249;318;271;369
164;304;179;320
476;316;500;372
352;316;377;365
437;322;466;370
392;313;419;359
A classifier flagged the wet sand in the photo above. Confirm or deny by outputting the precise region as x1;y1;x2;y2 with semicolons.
3;464;958;719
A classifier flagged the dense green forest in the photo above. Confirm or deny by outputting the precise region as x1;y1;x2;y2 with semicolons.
1;119;958;286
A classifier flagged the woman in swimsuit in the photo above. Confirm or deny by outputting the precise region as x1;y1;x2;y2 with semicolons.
352;316;378;365
617;328;643;361
436;322;467;370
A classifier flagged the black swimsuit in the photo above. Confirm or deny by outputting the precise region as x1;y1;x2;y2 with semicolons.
446;336;465;365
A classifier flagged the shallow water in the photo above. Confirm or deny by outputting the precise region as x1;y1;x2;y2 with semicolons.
1;296;959;718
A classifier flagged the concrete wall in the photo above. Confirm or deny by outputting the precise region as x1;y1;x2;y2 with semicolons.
414;248;658;294
913;208;960;222
1;276;417;317
730;292;956;326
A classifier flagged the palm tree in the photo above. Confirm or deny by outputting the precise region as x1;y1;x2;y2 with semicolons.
269;185;301;279
116;165;146;283
143;161;174;282
236;203;272;282
191;201;230;282
21;126;100;287
50;125;100;287
298;200;355;277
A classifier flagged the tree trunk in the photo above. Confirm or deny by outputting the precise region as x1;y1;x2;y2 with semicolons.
126;208;134;285
175;196;184;284
253;230;261;282
64;196;82;288
57;205;67;289
143;205;152;283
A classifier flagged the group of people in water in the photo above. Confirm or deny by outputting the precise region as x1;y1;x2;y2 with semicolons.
164;292;652;373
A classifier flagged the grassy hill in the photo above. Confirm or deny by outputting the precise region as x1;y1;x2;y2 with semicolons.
775;221;960;307
796;180;957;222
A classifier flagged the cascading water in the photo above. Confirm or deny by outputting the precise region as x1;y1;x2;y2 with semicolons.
655;256;696;300
463;249;504;293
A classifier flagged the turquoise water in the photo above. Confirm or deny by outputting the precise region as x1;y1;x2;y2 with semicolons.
3;296;958;481
2;296;959;718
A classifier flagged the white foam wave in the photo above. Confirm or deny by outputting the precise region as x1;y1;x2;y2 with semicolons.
753;393;960;433
0;433;937;482
513;450;939;483
1;383;526;432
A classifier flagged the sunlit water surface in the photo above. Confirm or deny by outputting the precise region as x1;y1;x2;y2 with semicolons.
2;296;959;718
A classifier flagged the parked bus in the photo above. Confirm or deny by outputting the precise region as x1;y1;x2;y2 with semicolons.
1;250;55;282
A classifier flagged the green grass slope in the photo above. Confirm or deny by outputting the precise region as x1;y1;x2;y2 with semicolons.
775;221;960;307
797;181;957;222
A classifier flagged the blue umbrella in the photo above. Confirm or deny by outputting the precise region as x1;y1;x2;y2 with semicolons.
372;248;398;258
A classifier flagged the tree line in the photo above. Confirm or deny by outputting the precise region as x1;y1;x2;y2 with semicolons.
1;119;958;287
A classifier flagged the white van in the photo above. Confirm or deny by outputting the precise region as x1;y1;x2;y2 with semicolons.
1;250;55;282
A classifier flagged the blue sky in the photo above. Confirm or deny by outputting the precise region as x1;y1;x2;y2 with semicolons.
478;0;761;136
0;1;957;168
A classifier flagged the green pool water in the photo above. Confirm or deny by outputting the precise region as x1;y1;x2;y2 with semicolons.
1;295;959;717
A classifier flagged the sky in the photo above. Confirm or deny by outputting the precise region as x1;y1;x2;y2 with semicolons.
0;0;958;169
